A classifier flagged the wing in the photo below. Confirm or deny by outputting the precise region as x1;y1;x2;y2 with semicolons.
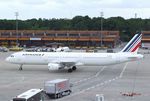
50;58;84;67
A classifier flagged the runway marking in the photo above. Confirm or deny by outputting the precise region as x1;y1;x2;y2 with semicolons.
119;63;128;78
91;86;95;89
116;77;119;79
95;66;106;77
74;66;105;84
57;63;129;101
57;76;119;101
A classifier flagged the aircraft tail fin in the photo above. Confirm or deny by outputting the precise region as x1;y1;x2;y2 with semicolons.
120;33;142;53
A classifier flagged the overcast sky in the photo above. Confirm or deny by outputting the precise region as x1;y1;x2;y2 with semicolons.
0;0;150;20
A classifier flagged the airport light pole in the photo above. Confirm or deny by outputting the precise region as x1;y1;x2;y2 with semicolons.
15;12;19;47
100;11;103;47
135;13;137;19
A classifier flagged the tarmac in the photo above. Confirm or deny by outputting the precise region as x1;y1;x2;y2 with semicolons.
0;49;150;101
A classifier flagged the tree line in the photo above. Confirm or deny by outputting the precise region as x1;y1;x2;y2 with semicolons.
0;15;150;40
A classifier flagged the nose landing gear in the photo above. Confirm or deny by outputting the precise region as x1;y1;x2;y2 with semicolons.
19;64;23;70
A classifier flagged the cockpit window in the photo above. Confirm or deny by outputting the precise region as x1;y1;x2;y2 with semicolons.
10;55;14;57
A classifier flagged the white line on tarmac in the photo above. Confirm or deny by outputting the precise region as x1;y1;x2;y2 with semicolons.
74;66;105;84
57;64;128;100
95;66;106;77
57;76;119;101
119;63;128;78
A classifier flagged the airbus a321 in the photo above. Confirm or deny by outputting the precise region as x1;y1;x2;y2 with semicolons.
6;33;143;73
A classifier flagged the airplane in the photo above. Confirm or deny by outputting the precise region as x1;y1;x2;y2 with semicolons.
55;47;71;52
5;33;143;73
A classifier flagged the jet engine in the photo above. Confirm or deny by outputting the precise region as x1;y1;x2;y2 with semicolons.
48;63;64;70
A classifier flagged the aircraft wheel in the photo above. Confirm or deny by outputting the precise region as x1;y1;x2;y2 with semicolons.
68;69;73;73
72;66;77;71
19;65;23;70
68;90;71;95
57;93;61;98
19;67;22;70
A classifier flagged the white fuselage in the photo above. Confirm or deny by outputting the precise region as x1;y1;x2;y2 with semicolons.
6;52;143;66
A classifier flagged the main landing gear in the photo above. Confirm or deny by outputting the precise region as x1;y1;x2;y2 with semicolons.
72;66;77;71
67;66;77;73
19;64;23;70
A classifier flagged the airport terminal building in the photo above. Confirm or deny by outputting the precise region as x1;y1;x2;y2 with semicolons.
142;31;150;42
0;30;120;48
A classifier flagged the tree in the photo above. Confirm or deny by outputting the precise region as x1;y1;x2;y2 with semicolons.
71;16;92;30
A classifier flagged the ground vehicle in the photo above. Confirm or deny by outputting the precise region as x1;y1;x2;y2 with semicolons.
12;89;44;101
0;47;8;52
44;79;71;98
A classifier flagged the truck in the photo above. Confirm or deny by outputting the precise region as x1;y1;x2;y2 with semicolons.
44;79;72;98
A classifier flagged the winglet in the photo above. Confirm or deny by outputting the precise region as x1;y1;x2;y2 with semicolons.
120;33;142;53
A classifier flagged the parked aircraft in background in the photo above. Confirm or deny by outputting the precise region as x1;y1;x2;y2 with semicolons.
55;47;71;52
25;46;71;52
6;33;143;73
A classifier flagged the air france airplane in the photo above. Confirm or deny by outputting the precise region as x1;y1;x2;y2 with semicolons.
6;33;143;73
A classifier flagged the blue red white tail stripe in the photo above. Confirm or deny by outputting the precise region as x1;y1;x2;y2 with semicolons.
125;34;142;52
121;33;142;53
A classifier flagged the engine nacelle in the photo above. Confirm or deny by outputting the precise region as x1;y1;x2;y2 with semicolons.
48;63;64;70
